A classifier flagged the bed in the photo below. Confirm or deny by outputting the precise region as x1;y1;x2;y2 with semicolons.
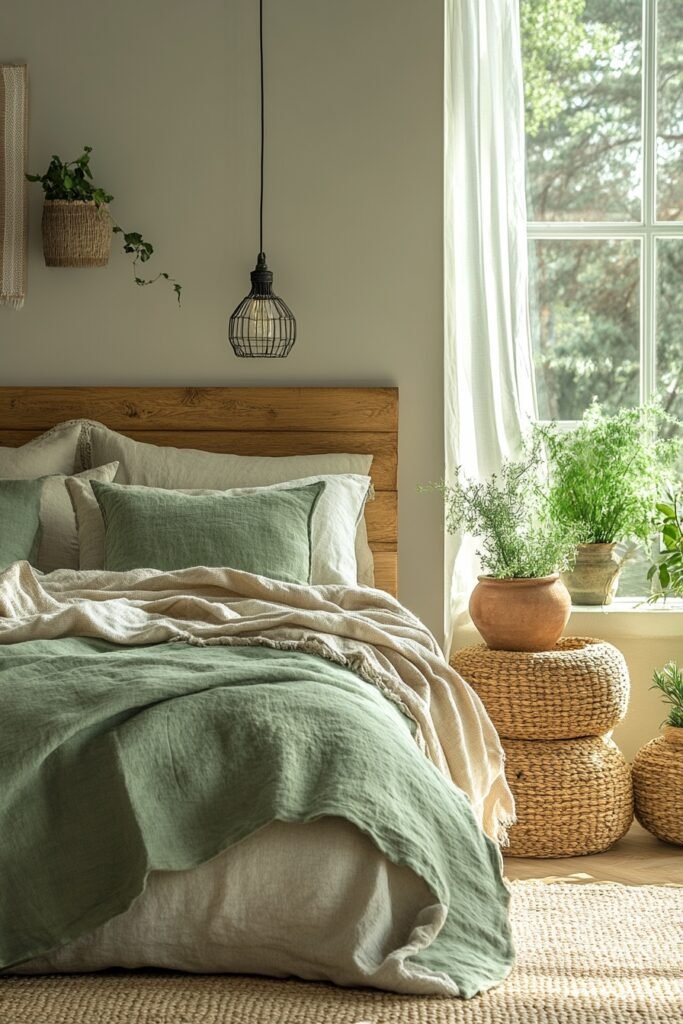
0;386;514;1000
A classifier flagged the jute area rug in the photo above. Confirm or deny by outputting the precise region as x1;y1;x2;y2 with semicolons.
0;880;680;1024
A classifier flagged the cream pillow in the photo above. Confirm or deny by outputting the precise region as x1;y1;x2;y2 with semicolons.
37;463;120;572
80;422;376;584
0;421;83;478
67;473;371;584
82;422;373;486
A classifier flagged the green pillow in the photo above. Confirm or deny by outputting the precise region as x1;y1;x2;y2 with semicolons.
0;478;43;570
90;480;325;583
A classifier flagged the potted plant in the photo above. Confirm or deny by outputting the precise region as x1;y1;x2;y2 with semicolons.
632;662;683;846
537;404;680;605
648;490;683;601
27;146;181;303
437;439;577;652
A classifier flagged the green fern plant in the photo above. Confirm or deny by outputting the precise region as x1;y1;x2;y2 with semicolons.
651;662;683;728
536;403;680;545
27;146;181;304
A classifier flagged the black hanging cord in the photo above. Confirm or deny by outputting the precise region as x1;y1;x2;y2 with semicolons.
259;0;265;257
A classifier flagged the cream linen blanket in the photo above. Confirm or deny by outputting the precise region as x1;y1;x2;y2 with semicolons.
0;561;514;842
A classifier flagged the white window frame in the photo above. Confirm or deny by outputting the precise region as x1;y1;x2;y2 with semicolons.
527;0;683;426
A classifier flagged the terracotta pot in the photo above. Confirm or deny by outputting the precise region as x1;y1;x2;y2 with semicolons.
632;725;683;846
468;575;571;653
561;543;621;605
42;200;112;267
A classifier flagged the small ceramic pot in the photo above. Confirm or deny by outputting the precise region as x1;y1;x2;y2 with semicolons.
561;543;622;605
633;725;683;846
468;574;571;652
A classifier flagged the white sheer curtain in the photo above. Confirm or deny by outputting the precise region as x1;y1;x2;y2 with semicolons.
444;0;537;655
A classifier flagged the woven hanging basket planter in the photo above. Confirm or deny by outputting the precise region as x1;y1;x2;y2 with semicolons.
42;200;112;267
502;735;633;858
451;638;630;740
632;726;683;846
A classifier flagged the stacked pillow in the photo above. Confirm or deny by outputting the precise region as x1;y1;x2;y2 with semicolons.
0;419;376;585
0;421;119;572
75;422;375;586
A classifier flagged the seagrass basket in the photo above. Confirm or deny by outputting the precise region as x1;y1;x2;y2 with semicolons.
42;200;112;267
451;638;629;740
503;735;633;857
632;726;683;846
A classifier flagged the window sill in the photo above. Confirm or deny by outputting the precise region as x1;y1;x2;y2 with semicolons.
568;598;683;640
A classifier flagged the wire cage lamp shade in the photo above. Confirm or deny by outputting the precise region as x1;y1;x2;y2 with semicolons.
228;0;296;358
229;252;296;358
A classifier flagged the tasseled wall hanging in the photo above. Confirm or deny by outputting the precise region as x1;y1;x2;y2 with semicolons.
0;63;28;309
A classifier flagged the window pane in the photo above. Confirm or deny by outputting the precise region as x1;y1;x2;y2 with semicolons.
656;238;683;422
530;239;640;419
522;0;642;221
656;0;683;220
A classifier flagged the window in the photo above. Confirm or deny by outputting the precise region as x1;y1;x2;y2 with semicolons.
521;0;683;428
521;1;682;597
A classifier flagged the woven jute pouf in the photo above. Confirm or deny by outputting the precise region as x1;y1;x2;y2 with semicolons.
42;200;112;267
632;726;683;846
451;638;629;740
503;735;633;857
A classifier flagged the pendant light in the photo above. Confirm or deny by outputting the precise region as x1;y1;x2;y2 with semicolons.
228;0;296;357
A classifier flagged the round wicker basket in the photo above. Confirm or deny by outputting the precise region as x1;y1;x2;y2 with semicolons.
632;727;683;846
451;638;629;740
42;200;112;267
502;735;633;857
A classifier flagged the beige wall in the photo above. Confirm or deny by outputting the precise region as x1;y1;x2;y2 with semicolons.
567;610;683;762
1;0;445;635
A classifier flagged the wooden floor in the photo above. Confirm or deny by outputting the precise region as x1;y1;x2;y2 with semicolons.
504;822;683;885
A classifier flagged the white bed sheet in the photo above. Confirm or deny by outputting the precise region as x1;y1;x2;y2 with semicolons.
17;817;458;996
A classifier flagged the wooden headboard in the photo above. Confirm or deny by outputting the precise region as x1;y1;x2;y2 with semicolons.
0;387;398;595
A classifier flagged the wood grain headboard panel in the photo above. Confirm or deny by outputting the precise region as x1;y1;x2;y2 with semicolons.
0;387;398;595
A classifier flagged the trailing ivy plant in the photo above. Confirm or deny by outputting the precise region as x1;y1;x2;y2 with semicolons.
536;403;681;545
648;491;683;601
651;662;683;728
425;437;577;579
27;146;182;305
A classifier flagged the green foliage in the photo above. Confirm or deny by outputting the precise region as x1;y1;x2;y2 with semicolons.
520;0;618;138
27;146;182;305
112;227;183;303
538;403;681;544
521;0;683;423
648;491;683;601
432;439;577;579
26;146;113;206
651;662;683;729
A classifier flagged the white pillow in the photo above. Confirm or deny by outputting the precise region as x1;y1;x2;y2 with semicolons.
81;422;372;486
0;421;83;478
80;422;376;584
36;463;120;573
67;474;372;585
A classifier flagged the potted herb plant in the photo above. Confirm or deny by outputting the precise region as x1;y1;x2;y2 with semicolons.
437;439;577;652
27;146;181;303
632;662;683;846
648;490;683;600
537;404;680;605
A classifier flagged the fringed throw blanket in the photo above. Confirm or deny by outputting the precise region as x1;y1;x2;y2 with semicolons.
0;561;515;843
0;64;28;309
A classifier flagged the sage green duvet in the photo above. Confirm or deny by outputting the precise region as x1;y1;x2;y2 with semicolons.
0;635;513;997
